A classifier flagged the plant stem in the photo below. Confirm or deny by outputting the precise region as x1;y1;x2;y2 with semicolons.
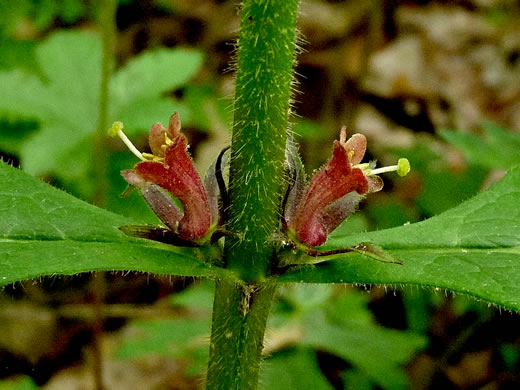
93;0;117;207
206;1;299;389
207;280;277;389
91;1;117;389
225;0;300;281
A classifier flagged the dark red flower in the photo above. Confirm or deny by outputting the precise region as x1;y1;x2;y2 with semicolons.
284;127;409;247
113;113;218;242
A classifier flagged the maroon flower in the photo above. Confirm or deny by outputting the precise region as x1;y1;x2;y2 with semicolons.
284;127;409;247
111;117;409;248
111;113;218;242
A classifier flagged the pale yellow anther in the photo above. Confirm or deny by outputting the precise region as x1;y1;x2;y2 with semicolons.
141;152;164;162
348;150;355;161
164;133;173;146
354;163;370;170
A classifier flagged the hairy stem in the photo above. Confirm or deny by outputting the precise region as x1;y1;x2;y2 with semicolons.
206;1;299;389
207;280;277;389
225;0;300;280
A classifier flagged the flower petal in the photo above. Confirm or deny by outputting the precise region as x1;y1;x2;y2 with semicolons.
121;170;183;232
320;191;364;236
148;113;182;158
134;134;211;240
141;185;184;232
344;133;367;165
293;140;369;246
149;123;168;157
367;175;384;193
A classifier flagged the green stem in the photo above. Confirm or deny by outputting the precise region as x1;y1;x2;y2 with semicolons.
207;280;277;389
90;2;117;390
92;0;117;207
225;0;300;281
206;1;299;389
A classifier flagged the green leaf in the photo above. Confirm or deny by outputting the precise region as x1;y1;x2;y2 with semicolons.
0;375;37;390
0;39;38;73
169;280;215;310
111;48;204;108
261;348;333;390
278;167;520;311
36;30;102;127
0;118;38;154
302;311;423;390
440;123;520;170
0;70;53;119
116;318;210;362
269;286;425;390
0;30;204;180
19;123;83;175
0;31;102;176
116;96;190;136
0;162;231;287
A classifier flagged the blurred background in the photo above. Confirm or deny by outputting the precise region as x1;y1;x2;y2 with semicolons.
1;0;520;389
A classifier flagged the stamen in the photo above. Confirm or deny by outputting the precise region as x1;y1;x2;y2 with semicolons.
141;152;164;162
368;158;410;177
369;165;399;175
353;163;370;170
108;121;146;161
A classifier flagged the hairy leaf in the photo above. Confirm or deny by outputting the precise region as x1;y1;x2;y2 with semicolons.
278;167;520;311
0;162;230;287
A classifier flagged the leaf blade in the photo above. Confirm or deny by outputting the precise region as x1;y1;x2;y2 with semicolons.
111;48;204;108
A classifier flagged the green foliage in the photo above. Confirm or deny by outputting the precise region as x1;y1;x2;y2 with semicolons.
291;120;329;141
1;1;519;389
117;282;214;376
184;84;232;133
0;376;37;390
390;138;487;218
262;348;333;390
0;0;86;38
440;122;520;170
1;126;519;386
0;40;38;73
117;318;210;376
115;283;424;389
0;30;203;183
0;162;229;286
269;286;426;390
